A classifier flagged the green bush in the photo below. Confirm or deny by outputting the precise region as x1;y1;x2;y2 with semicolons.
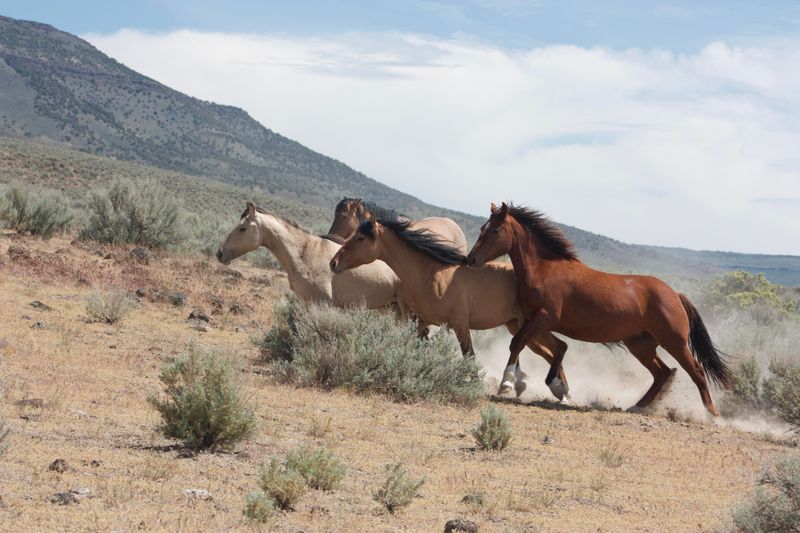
373;462;425;513
85;289;133;324
148;347;256;451
257;297;484;405
720;357;764;416
762;360;800;432
80;178;183;248
732;455;800;532
702;271;796;315
256;458;307;510
242;490;275;523
284;445;346;491
0;184;73;238
471;405;512;451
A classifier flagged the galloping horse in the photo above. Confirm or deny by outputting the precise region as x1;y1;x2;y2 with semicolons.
466;203;733;416
328;198;468;255
217;203;401;310
329;218;573;400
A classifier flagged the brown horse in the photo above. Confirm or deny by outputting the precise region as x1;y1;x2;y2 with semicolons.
466;203;733;416
328;198;468;255
329;218;573;400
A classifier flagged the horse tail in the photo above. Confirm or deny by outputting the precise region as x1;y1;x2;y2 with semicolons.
679;293;734;389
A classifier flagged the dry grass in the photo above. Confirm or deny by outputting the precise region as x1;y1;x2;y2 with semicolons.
0;231;791;531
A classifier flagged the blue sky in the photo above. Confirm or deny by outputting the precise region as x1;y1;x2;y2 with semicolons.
4;2;800;253
5;0;800;52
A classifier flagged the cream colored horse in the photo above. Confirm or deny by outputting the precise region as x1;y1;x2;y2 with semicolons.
328;198;468;255
217;203;401;309
329;218;571;400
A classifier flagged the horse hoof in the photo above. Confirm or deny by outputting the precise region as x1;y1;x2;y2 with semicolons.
547;377;566;401
626;405;646;414
498;382;513;395
514;379;527;398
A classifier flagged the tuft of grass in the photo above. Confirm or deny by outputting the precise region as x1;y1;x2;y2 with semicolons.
85;289;133;324
256;458;307;510
306;416;332;439
257;297;484;405
732;454;800;532
243;490;276;523
372;462;425;513
0;417;10;457
284;445;346;491
0;184;73;239
148;347;256;452
598;446;625;468
471;405;512;451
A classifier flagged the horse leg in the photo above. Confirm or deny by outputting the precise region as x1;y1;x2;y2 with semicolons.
454;328;475;357
659;336;720;416
500;314;550;395
504;322;570;400
416;319;431;338
623;334;675;411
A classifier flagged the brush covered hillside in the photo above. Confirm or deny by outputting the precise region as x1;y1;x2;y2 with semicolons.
0;231;793;532
1;14;800;284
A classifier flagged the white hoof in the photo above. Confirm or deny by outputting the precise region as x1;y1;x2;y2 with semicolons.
498;381;514;395
548;377;567;401
514;379;527;398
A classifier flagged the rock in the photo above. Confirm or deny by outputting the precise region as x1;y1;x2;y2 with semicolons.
169;291;187;307
85;459;102;467
188;309;210;322
208;295;224;312
216;267;243;279
191;323;210;333
48;459;71;473
152;289;187;307
15;398;45;409
30;301;53;312
103;252;115;260
444;519;478;533
129;247;154;264
229;302;253;315
0;338;8;349
182;488;212;500
542;435;554;445
7;245;31;260
135;288;147;298
50;488;91;505
30;321;46;330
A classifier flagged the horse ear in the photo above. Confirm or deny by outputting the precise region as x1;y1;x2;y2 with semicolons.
500;202;509;217
490;203;499;214
246;202;256;218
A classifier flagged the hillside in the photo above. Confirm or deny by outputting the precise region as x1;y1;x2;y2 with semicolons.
0;231;788;532
1;14;800;284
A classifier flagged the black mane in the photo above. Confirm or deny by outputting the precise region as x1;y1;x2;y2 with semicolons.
358;219;465;265
507;205;578;261
336;197;407;223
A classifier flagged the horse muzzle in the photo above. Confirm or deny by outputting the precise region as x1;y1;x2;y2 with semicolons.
216;248;231;265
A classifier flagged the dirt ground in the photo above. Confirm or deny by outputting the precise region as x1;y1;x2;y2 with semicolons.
0;233;790;532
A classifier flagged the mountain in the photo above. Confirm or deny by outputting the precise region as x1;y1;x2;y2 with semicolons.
1;14;799;285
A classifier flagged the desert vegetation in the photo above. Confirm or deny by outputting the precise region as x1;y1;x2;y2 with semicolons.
732;454;800;531
0;183;73;238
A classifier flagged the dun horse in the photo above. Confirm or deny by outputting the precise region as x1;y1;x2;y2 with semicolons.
328;198;468;255
329;218;572;400
217;203;401;310
466;203;733;416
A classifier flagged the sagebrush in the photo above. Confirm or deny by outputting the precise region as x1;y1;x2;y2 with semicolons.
472;405;512;451
85;289;133;324
256;458;307;510
732;454;800;532
284;445;346;491
148;347;256;451
242;491;275;523
0;184;73;238
257;297;484;405
373;462;425;513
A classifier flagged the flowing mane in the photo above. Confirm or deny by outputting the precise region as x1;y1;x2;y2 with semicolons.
358;219;465;265
337;197;408;223
507;205;578;261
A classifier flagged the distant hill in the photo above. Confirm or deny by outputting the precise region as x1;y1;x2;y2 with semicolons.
1;14;799;285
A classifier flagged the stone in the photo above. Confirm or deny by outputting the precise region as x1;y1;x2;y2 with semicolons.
182;488;212;500
50;488;91;505
7;245;31;260
542;435;554;445
129;247;154;264
15;398;45;409
48;459;71;473
135;288;147;298
30;300;53;312
444;519;478;533
188;309;210;322
30;321;46;330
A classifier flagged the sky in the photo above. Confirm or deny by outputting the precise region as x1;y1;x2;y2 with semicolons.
4;1;800;254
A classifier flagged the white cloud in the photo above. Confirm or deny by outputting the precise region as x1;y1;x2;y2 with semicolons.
84;29;800;254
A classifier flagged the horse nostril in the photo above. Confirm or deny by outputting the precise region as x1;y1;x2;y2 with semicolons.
216;250;223;261
329;259;336;271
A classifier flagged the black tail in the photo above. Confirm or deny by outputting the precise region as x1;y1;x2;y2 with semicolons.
679;294;733;389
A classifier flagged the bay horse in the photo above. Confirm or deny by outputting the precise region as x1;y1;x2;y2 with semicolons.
465;203;733;416
328;198;468;255
217;202;402;310
329;217;573;400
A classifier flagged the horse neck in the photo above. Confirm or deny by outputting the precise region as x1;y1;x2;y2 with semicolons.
508;218;544;288
256;213;315;275
376;229;439;284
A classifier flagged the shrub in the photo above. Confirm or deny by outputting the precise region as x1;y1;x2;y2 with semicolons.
598;446;625;468
373;462;425;513
80;178;183;248
242;490;275;523
85;289;133;324
732;455;800;532
720;357;764;416
180;212;229;257
256;458;307;510
148;347;256;451
284;445;346;491
257;297;484;405
701;271;795;315
0;184;73;238
762;360;800;432
471;405;512;451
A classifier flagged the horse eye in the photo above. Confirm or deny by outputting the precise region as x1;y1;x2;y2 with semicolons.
357;236;365;241
492;228;499;234
239;227;247;232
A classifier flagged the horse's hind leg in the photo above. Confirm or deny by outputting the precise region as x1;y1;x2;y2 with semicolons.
454;328;475;357
502;323;569;399
659;336;719;416
624;333;675;410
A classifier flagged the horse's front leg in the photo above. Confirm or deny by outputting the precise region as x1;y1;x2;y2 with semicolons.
500;313;551;395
